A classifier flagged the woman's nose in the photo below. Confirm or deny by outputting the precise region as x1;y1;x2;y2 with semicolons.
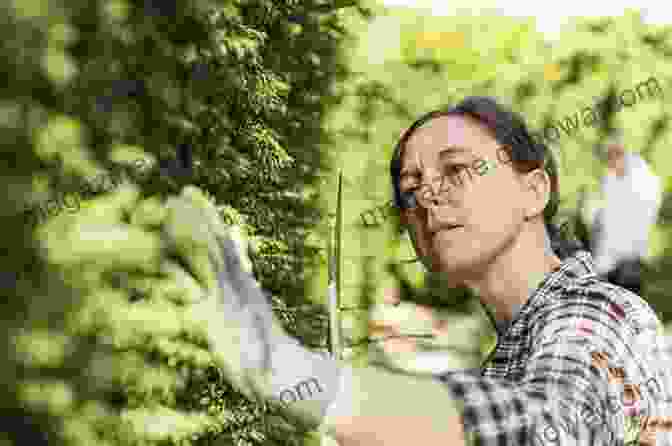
423;194;441;210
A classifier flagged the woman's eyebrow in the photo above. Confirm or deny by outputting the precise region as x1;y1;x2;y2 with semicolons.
439;146;473;157
399;145;474;179
399;145;475;178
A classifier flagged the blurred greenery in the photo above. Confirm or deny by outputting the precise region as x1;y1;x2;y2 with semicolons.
312;5;554;364
312;5;672;369
3;0;672;445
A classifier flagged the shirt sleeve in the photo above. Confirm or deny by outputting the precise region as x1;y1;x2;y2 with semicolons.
437;294;632;446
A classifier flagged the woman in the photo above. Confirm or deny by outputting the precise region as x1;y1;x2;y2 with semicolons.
180;96;672;446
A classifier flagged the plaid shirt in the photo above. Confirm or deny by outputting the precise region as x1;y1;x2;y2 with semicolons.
437;250;672;446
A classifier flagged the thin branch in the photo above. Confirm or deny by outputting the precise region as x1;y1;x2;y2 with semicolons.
343;334;435;348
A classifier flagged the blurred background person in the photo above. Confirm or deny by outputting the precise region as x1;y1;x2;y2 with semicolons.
591;131;663;294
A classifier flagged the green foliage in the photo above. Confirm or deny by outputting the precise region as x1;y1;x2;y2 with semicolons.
471;10;672;323
1;0;366;445
311;5;533;363
313;6;672;368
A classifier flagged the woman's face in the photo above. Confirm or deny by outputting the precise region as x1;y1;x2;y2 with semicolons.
398;114;534;279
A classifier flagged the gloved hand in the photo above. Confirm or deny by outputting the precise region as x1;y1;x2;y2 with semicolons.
161;186;344;431
163;186;464;441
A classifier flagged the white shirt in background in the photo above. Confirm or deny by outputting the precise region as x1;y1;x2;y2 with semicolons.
592;152;662;275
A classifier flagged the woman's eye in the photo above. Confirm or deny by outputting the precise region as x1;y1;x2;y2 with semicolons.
446;164;468;174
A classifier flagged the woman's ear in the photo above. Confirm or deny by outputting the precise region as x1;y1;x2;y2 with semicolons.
523;168;551;220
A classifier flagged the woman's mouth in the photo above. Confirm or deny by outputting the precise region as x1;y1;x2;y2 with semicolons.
438;224;463;233
432;226;464;243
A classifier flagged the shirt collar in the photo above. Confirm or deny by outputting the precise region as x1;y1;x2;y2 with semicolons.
495;250;597;334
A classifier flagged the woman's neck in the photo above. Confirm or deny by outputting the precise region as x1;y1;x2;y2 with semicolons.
464;228;562;323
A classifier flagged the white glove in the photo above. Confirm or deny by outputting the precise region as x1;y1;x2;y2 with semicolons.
162;187;345;431
164;187;463;441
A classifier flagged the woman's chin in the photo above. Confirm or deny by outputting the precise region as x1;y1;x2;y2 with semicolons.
431;252;473;277
430;246;484;278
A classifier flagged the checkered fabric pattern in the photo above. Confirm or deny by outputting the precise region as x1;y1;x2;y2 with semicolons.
437;250;672;446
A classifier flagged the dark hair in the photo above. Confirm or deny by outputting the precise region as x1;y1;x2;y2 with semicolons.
390;96;584;259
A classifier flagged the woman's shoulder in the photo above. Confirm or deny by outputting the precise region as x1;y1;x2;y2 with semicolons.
533;275;660;341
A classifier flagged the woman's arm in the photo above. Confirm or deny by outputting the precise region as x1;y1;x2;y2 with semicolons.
321;365;466;446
